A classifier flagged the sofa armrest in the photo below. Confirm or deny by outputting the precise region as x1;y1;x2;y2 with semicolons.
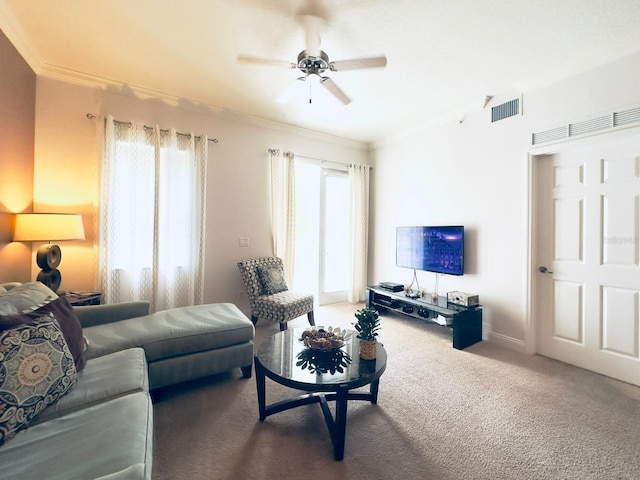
74;301;150;328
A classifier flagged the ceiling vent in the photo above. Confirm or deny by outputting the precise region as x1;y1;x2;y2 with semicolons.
491;97;521;123
532;105;640;146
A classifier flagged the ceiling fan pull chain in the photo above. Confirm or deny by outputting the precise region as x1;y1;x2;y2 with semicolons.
309;78;312;104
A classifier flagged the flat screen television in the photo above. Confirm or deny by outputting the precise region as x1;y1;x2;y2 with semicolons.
396;226;464;275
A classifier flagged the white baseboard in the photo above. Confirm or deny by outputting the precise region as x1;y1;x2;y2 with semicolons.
486;331;527;353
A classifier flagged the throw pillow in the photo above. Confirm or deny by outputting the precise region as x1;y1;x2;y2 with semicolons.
0;281;59;315
0;296;87;372
0;316;78;445
257;265;288;295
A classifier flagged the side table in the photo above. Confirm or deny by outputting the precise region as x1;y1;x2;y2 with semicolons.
63;292;102;306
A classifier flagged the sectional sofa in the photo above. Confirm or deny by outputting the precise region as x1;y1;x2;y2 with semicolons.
0;282;255;480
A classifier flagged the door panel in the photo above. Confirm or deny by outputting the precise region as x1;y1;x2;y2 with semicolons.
534;133;640;386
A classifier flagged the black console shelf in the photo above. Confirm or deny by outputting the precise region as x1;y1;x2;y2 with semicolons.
366;286;482;350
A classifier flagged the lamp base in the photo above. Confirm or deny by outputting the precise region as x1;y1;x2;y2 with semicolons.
37;268;62;292
35;244;63;292
36;243;62;269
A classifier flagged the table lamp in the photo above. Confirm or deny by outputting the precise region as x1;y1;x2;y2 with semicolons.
13;213;86;292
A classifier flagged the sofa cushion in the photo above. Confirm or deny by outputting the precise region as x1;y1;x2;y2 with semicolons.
31;347;148;426
0;392;153;480
257;264;288;295
0;281;58;315
0;296;87;372
0;317;77;445
84;303;254;362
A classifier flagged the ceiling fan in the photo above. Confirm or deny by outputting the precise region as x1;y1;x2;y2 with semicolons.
237;10;387;105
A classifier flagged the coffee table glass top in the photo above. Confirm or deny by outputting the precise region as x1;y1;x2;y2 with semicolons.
256;327;387;390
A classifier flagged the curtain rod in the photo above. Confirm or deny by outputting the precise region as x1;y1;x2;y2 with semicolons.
267;149;372;170
86;113;219;143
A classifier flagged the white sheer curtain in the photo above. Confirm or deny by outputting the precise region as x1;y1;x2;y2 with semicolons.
99;115;207;311
269;149;296;283
348;163;370;302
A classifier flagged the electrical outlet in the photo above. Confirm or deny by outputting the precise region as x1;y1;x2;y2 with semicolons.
239;236;249;247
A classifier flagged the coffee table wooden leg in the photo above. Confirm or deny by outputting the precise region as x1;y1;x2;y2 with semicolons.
333;385;349;461
254;356;267;421
369;379;380;404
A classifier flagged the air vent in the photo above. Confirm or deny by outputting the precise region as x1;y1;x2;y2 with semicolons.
491;98;520;122
531;105;640;146
614;106;640;126
569;115;611;136
532;126;569;145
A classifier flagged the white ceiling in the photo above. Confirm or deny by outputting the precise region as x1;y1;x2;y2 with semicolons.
2;0;640;144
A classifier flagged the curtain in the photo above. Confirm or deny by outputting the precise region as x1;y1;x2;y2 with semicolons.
99;116;207;312
348;163;370;302
269;149;296;283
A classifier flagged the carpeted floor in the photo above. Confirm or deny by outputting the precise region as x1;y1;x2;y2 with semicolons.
152;302;640;480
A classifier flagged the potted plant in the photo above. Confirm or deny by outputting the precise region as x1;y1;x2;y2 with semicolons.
353;307;380;360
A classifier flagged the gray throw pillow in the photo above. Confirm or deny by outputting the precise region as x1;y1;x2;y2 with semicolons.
0;282;59;315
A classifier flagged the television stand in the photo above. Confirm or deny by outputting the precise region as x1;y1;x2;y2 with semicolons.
366;286;482;350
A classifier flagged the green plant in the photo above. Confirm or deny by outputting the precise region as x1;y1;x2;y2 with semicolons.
353;307;381;341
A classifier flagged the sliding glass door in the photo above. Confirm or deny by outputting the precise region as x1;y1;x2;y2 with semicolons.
294;162;348;305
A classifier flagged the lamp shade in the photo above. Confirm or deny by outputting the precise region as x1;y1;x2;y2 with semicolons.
13;213;86;242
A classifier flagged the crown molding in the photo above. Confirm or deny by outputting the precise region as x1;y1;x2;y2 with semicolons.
38;63;368;151
0;1;43;72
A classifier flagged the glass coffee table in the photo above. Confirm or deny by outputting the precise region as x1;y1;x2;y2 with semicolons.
254;326;387;461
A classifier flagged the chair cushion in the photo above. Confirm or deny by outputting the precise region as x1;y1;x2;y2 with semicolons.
257;264;288;295
30;348;148;426
0;317;77;445
254;291;314;323
0;392;153;480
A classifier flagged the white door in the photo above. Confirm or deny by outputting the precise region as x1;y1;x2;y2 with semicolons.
534;133;640;386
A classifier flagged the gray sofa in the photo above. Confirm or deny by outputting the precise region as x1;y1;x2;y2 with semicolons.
0;282;255;480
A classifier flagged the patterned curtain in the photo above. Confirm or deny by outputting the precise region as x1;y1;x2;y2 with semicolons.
99;115;207;311
348;164;370;302
269;149;296;284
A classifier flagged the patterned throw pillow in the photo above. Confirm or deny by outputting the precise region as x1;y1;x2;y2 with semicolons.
0;316;78;445
0;296;87;371
257;265;288;295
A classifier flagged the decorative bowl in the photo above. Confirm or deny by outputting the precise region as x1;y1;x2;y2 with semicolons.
299;326;350;351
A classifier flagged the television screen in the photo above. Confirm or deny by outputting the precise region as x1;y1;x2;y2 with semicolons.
396;226;464;275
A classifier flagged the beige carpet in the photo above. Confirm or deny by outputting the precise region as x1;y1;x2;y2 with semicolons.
152;302;640;480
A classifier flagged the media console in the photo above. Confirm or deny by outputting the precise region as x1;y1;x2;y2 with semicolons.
366;286;482;350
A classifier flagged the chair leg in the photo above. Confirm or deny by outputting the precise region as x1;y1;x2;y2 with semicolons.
279;322;287;332
307;310;315;326
251;315;258;326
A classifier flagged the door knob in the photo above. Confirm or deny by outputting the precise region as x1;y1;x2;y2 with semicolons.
538;266;553;274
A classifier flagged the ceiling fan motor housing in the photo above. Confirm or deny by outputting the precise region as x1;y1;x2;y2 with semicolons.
297;50;329;75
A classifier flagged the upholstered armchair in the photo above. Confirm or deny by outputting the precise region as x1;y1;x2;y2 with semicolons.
237;257;315;331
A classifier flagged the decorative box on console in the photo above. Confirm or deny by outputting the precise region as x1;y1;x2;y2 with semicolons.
447;291;479;307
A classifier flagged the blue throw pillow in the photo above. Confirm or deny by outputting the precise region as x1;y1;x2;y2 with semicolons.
0;316;78;445
257;265;288;295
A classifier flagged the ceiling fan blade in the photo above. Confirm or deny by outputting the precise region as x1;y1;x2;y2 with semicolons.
237;54;295;69
320;77;351;105
329;56;387;72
